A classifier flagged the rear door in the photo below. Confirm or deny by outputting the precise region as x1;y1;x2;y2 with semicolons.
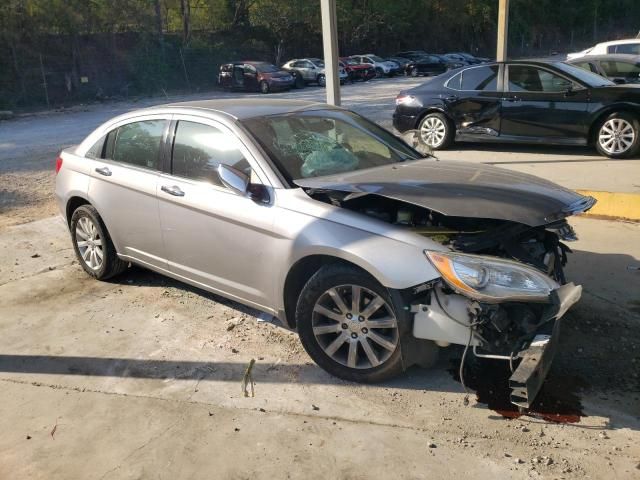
444;64;503;137
500;64;590;140
85;116;169;269
157;116;277;309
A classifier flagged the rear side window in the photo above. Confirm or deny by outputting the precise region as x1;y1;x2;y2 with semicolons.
107;120;166;170
171;121;250;187
611;43;640;54
86;136;105;159
572;61;597;73
460;66;498;91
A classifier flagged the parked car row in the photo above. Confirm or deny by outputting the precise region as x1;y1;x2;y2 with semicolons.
218;51;491;93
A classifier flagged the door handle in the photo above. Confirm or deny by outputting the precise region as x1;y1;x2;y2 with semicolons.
444;95;458;102
503;96;521;102
161;185;185;197
95;166;112;176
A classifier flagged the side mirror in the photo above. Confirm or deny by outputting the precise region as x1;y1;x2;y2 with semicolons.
218;164;249;195
613;78;626;85
217;164;271;204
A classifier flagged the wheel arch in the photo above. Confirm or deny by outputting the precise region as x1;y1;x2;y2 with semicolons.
588;104;640;144
65;195;92;226
414;105;452;129
282;255;377;330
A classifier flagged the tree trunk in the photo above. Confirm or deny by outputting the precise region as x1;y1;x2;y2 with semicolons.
154;0;165;56
180;0;191;45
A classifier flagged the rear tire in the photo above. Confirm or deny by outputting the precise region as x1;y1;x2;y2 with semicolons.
70;205;128;280
295;264;407;383
294;74;305;89
418;112;454;150
594;111;640;158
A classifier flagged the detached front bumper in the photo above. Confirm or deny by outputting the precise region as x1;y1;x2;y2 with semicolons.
508;282;582;409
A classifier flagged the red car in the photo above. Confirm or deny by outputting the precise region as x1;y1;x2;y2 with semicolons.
339;57;376;82
218;61;294;94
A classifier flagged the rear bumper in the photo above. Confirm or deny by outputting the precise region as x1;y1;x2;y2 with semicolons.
508;282;582;408
392;112;417;132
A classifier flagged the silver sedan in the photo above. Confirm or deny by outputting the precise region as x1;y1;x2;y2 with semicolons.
55;99;590;407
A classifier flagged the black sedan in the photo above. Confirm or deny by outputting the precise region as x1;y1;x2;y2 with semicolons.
404;55;451;77
393;61;640;158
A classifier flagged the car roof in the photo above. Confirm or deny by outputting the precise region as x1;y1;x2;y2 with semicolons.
596;38;640;47
568;53;640;62
159;98;333;120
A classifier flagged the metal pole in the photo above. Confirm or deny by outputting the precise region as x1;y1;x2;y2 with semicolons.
496;0;509;62
320;0;340;106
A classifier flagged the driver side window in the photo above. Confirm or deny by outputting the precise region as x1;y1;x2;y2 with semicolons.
171;121;251;187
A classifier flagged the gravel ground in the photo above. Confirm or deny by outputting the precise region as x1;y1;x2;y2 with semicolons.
1;79;639;478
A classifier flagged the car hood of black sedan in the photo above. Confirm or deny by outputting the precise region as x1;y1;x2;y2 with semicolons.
294;159;596;226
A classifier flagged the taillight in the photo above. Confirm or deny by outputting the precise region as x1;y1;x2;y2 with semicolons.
55;156;63;174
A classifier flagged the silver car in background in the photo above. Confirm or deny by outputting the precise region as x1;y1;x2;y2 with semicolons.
281;58;348;87
55;99;592;407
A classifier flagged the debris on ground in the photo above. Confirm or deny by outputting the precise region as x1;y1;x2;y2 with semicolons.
241;358;256;398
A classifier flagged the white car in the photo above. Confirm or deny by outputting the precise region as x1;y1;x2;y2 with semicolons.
567;38;640;60
350;54;401;77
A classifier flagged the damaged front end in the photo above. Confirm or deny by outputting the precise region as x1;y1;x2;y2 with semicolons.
296;163;594;408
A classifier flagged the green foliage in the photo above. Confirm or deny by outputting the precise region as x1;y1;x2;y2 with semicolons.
2;0;640;108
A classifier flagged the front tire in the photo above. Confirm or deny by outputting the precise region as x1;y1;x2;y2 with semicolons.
410;67;419;77
595;112;640;158
259;80;270;94
296;264;406;383
418;112;454;150
317;74;326;87
70;205;128;280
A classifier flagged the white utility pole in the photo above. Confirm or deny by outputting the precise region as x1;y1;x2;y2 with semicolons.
496;0;510;61
320;0;341;105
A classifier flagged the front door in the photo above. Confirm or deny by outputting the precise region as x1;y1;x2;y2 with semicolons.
445;65;502;137
499;64;590;141
158;117;277;310
85;116;169;269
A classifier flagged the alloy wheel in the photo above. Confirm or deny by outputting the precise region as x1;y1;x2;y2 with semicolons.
75;216;103;271
420;116;447;148
312;284;399;369
598;118;635;155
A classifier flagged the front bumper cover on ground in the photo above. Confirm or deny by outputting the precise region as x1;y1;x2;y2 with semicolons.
508;282;582;409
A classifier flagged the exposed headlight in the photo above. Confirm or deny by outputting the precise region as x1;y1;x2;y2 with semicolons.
425;251;558;303
395;94;422;107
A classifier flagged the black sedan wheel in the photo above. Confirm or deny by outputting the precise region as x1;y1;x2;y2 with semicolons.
296;264;405;383
595;112;640;158
418;112;454;150
410;67;419;77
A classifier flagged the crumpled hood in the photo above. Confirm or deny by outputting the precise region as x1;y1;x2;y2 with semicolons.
294;159;596;226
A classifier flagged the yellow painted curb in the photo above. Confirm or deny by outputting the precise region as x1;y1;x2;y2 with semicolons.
576;190;640;221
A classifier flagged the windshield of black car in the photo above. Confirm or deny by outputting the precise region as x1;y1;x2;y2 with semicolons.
255;63;280;73
241;110;423;183
555;62;615;86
